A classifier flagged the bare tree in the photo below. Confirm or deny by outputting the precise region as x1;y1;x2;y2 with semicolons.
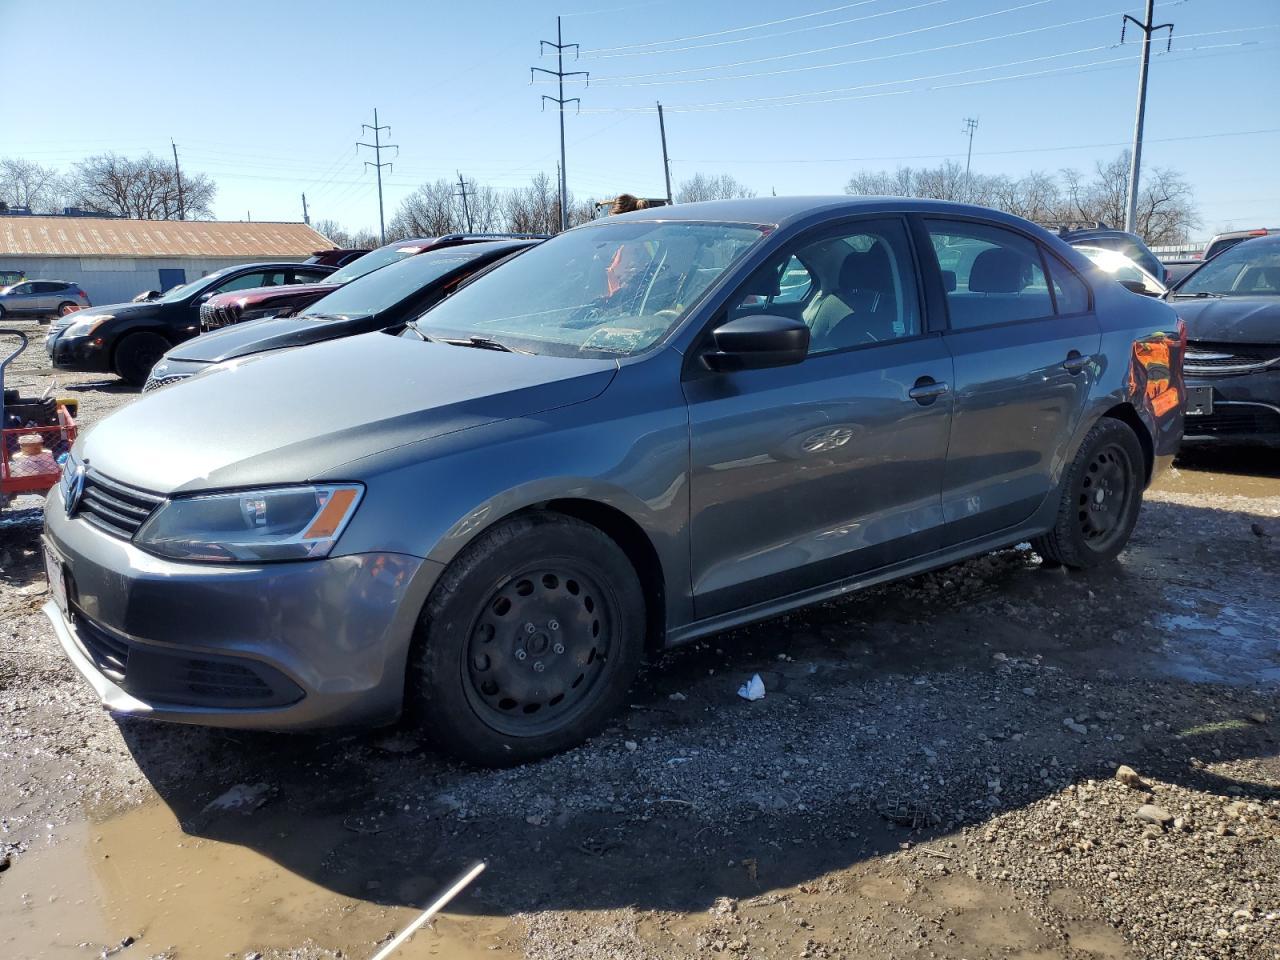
389;179;465;239
844;151;1196;244
69;153;215;219
504;172;563;234
313;219;380;249
675;172;756;203
0;158;68;213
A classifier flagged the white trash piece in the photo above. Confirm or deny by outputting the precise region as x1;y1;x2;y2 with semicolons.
737;673;766;701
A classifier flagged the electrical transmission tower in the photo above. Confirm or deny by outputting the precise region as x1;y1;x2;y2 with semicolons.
455;172;474;232
1121;0;1174;234
532;17;588;232
357;108;398;244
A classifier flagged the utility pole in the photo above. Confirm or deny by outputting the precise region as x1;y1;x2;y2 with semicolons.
170;139;185;221
961;117;979;202
455;172;474;232
1121;0;1174;234
357;108;398;244
532;17;588;232
301;192;310;225
657;102;673;205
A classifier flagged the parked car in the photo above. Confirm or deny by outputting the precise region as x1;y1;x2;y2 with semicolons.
1168;234;1280;446
144;238;540;391
200;234;546;332
305;248;370;268
1162;259;1202;287
0;279;91;320
1201;228;1275;263
42;197;1183;765
1075;246;1167;297
1058;226;1168;285
45;262;336;386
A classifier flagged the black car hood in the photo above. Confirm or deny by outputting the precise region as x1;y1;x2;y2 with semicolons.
1169;296;1280;344
61;301;162;324
166;313;386;363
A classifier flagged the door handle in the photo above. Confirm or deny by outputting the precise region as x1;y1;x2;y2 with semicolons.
1062;350;1090;374
908;378;950;403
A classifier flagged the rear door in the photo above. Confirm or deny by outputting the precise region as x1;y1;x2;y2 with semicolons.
921;217;1100;545
684;216;954;618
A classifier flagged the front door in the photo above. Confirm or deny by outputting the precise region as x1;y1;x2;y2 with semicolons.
921;218;1101;545
684;217;954;619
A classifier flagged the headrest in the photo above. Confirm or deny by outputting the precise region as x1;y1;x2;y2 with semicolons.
839;242;892;291
741;266;781;298
969;248;1029;293
940;269;957;293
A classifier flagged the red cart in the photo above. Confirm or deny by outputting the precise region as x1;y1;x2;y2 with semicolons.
1;330;77;509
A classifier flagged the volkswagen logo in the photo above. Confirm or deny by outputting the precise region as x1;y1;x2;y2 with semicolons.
64;460;87;518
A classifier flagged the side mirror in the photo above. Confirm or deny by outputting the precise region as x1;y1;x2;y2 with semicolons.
1118;279;1157;296
703;314;810;372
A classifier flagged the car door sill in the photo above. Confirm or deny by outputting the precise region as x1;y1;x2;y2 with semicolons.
666;523;1047;648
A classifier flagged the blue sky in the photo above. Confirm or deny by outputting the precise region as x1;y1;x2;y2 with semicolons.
4;0;1277;238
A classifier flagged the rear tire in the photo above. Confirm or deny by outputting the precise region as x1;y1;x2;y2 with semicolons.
57;302;79;316
113;332;170;387
1033;418;1145;569
409;513;645;766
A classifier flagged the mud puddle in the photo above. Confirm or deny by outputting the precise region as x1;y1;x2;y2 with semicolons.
0;801;520;960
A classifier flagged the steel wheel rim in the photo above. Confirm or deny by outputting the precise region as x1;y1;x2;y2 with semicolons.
1077;442;1134;551
463;561;617;737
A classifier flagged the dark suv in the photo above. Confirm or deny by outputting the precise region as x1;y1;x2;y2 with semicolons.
200;234;546;332
46;262;335;385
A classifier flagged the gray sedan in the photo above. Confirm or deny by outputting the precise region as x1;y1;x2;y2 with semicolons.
0;279;90;319
42;197;1185;765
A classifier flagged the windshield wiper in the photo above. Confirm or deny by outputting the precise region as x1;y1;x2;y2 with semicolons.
403;319;434;341
439;335;528;354
1173;291;1224;298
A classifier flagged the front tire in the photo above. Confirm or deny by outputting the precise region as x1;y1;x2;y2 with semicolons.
113;332;170;387
1033;418;1145;569
409;514;645;766
57;302;79;316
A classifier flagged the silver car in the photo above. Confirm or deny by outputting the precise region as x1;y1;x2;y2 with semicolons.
42;197;1185;765
0;279;90;319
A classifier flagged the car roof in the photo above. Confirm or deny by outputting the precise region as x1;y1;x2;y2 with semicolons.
596;195;1067;234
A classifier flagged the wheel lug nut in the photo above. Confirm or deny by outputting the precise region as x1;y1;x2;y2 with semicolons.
553;643;565;655
515;649;527;661
549;619;560;631
533;661;545;672
524;622;537;635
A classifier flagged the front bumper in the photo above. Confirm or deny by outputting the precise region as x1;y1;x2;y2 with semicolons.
47;332;111;373
43;483;443;730
1182;369;1280;446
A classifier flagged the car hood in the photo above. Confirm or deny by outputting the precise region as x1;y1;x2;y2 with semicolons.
1168;296;1280;344
53;301;159;326
164;313;386;364
81;332;618;494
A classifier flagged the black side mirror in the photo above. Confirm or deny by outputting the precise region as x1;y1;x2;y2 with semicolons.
703;314;810;372
1118;279;1157;296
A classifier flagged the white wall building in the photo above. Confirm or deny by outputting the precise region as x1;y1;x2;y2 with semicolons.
0;216;335;306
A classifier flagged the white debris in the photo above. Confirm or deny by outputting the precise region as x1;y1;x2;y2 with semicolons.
737;674;766;702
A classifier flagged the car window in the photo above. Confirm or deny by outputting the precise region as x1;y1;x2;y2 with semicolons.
1178;239;1280;296
300;250;491;319
1046;256;1090;313
290;268;333;284
217;270;287;293
926;220;1053;330
728;218;921;355
9;282;32;295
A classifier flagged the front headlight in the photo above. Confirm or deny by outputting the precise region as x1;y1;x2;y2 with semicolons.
64;314;111;338
134;484;363;562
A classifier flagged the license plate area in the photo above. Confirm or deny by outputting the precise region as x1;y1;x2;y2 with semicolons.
1186;385;1214;416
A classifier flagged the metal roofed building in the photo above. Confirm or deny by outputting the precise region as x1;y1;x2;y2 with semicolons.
0;215;336;307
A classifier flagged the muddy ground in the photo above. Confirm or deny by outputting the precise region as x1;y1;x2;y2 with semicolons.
1;316;1278;960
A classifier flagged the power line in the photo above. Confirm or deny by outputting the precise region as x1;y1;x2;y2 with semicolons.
576;0;1051;84
1122;0;1175;232
583;0;950;59
532;16;589;232
582;0;888;54
357;108;398;244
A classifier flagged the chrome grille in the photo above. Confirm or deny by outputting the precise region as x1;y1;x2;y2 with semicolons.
76;471;164;539
1185;341;1280;376
199;301;241;332
142;373;190;393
